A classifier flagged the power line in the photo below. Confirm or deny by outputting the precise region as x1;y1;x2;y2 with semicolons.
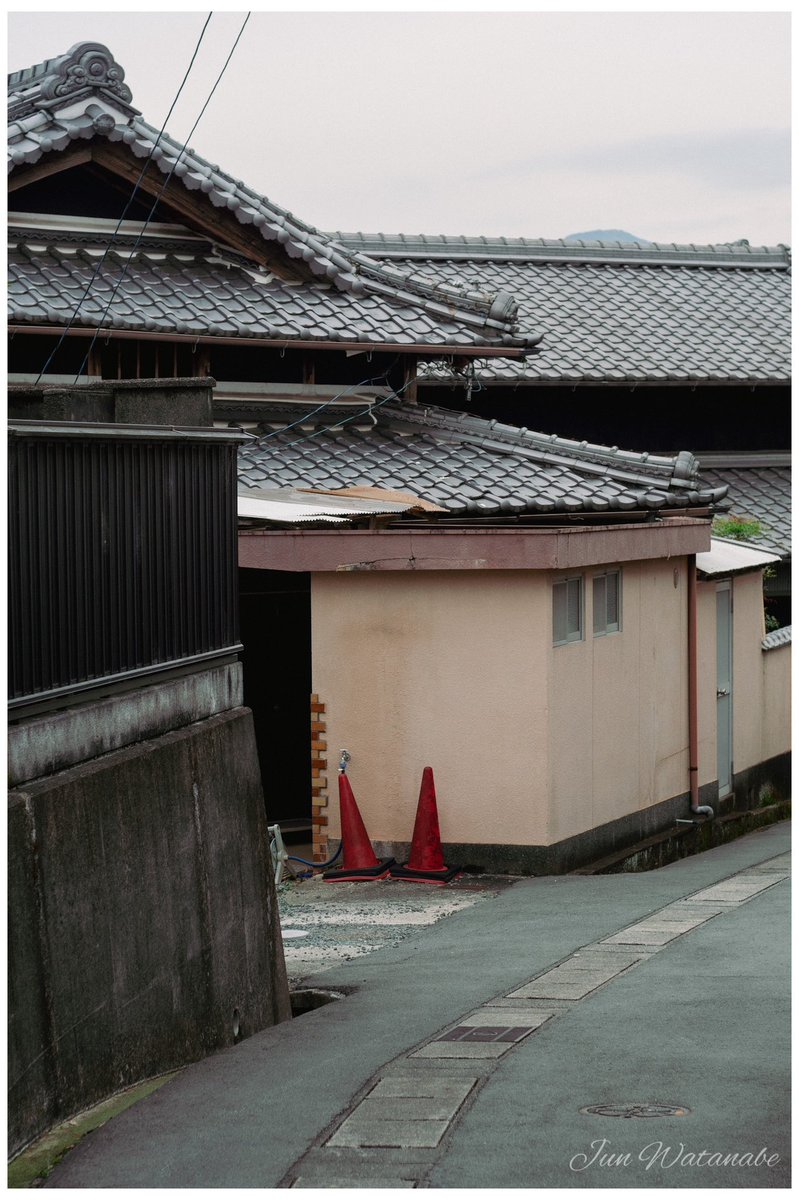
35;13;213;383
252;374;417;455
253;358;400;442
73;11;252;382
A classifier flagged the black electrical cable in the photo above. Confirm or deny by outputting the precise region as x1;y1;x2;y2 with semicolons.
257;372;416;454
287;842;343;870
35;13;213;383
73;12;252;382
253;356;400;443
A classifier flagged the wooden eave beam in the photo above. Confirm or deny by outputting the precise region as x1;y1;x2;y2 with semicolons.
89;144;310;282
8;147;93;190
9;324;528;359
10;144;307;282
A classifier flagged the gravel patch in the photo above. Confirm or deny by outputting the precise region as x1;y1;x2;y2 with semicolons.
278;873;516;985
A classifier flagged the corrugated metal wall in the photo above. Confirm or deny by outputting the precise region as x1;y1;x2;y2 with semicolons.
9;424;242;710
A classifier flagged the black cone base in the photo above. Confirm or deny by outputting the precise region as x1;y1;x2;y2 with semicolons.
323;856;395;882
389;863;460;884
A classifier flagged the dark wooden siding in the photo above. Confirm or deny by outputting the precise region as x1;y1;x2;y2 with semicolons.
9;423;243;711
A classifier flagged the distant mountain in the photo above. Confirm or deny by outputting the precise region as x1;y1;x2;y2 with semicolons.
564;229;652;245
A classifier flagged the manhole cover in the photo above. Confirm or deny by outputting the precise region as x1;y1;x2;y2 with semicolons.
580;1102;690;1119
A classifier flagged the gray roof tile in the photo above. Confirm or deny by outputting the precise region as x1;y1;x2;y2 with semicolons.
237;400;726;519
697;455;792;555
7;231;533;348
333;234;791;386
8;43;539;352
762;625;792;650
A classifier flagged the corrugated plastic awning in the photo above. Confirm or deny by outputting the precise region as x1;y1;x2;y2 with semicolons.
237;486;443;526
696;537;782;579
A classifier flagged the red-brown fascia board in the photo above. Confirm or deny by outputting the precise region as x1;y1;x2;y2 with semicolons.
238;519;711;573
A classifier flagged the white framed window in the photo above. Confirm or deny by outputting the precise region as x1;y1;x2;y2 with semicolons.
553;576;583;645
593;570;622;636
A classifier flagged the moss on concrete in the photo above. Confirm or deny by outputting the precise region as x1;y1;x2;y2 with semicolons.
8;1071;180;1188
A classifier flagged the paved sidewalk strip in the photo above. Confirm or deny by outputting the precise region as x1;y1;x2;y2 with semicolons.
458;1007;554;1027
508;958;636;997
411;1041;514;1060
292;1178;415;1188
283;849;790;1188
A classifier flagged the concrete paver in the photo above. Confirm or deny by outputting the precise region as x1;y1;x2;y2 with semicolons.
459;1007;554;1027
291;1177;415;1188
368;1077;476;1100
410;1041;513;1059
42;821;790;1189
603;926;694;945
347;1095;466;1122
509;963;631;998
327;1118;450;1149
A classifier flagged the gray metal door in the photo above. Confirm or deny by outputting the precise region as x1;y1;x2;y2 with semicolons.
716;582;733;797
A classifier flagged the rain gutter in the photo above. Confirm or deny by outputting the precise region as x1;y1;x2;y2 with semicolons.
687;554;714;819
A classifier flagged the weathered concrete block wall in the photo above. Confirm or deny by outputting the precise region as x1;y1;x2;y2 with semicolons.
8;664;243;787
7;377;214;426
8;707;291;1156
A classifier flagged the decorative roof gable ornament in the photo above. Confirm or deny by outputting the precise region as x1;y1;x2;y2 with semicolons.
39;43;133;105
8;41;539;351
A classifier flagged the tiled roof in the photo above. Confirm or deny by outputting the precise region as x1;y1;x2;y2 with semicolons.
762;625;792;650
237;400;727;518
7;44;536;351
8;225;526;347
332;233;791;386
697;454;791;555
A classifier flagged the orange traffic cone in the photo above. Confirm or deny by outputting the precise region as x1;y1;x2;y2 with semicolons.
390;767;460;884
324;771;394;882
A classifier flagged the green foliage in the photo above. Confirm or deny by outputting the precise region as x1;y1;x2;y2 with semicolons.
765;612;781;633
712;515;764;541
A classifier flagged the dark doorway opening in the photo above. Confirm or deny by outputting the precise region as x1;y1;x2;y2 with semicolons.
239;568;312;840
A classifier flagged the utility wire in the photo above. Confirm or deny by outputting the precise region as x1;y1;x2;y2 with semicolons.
35;13;214;383
254;357;400;443
74;11;252;382
253;374;416;455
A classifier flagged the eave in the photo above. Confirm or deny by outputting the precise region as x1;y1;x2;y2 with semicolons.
238;517;712;573
8;324;529;358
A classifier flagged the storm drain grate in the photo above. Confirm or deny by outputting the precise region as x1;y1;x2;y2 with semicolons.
580;1102;691;1118
436;1025;535;1044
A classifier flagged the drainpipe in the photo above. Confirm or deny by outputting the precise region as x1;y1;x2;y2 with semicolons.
687;554;714;819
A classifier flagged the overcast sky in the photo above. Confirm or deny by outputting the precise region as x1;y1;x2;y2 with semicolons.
7;9;792;246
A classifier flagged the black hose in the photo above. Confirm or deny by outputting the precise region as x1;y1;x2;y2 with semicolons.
287;841;343;869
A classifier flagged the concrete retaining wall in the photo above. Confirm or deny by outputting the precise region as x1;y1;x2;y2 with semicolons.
8;664;243;787
8;707;291;1156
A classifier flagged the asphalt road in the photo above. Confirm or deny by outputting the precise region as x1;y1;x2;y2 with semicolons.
45;820;790;1189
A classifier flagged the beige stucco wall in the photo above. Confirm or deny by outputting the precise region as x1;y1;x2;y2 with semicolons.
731;572;768;774
311;571;551;848
311;559;790;854
761;642;792;764
548;558;691;843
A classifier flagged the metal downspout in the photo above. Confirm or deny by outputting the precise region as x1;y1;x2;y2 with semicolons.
688;554;714;819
